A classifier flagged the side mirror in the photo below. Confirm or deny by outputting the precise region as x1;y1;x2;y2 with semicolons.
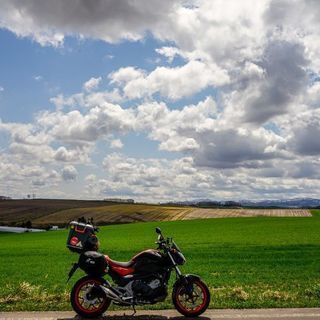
155;227;162;234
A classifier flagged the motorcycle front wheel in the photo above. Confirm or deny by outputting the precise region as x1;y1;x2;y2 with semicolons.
172;278;210;317
70;276;111;318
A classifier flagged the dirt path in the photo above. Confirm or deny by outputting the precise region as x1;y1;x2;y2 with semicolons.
1;308;320;320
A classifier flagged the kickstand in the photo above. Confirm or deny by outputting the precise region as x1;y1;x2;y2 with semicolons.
131;304;136;316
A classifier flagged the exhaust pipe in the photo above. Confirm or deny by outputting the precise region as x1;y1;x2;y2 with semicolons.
100;285;131;304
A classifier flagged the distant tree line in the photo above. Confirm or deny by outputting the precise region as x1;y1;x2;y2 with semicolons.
19;220;33;229
192;201;242;208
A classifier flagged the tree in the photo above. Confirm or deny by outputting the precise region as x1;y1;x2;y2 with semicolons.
25;220;32;229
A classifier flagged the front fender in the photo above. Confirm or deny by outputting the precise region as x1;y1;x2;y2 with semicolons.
173;274;201;293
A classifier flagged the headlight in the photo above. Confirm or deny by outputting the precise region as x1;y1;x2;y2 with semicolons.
172;249;186;265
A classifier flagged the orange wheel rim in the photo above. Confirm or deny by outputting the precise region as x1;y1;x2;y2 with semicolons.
74;280;105;313
176;281;207;313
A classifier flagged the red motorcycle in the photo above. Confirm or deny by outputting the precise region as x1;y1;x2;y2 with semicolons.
66;221;210;318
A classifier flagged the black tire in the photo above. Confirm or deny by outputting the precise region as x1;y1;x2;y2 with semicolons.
172;278;210;317
70;276;111;318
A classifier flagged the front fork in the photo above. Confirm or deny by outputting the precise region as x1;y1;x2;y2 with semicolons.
168;247;201;297
167;251;195;296
167;250;183;277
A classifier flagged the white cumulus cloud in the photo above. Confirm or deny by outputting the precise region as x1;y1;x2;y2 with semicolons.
83;77;102;92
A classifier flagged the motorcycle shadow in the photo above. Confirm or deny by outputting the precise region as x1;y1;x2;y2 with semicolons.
59;315;211;320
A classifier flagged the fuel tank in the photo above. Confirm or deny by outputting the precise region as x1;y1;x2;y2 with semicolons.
132;249;166;273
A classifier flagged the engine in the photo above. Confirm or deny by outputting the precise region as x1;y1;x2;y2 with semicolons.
132;276;167;302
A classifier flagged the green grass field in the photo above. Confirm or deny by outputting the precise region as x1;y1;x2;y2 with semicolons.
0;211;320;311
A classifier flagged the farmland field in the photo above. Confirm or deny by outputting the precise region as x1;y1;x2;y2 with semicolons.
30;205;312;226
0;199;311;227
0;210;319;311
0;199;117;226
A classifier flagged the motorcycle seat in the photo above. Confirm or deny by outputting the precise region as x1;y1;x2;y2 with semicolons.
105;256;134;268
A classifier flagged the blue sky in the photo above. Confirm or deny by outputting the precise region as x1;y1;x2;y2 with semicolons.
0;0;320;201
0;30;161;122
0;29;183;160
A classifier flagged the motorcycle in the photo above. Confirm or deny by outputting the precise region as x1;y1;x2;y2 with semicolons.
66;221;210;318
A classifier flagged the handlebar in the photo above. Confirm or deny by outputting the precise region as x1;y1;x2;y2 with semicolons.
155;227;164;240
155;227;173;250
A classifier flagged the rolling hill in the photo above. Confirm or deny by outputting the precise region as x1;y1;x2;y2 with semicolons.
0;199;311;228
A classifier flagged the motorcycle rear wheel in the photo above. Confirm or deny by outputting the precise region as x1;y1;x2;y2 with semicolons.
70;276;111;318
172;278;210;317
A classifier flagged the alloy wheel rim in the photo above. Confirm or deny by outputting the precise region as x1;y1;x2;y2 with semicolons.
76;281;104;312
176;282;206;312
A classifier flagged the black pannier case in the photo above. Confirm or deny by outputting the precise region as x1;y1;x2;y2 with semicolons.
78;251;108;276
67;221;96;253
